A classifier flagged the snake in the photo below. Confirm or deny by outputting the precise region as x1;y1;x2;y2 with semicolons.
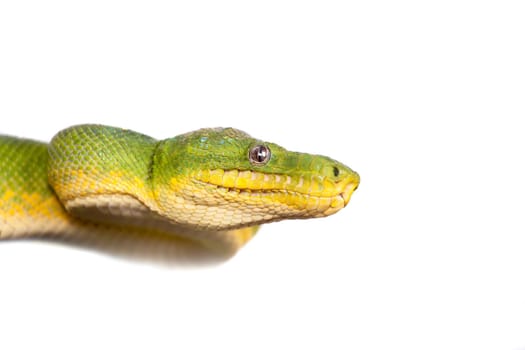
0;125;359;261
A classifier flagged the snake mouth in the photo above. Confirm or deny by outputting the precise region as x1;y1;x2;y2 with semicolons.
341;179;359;206
324;180;358;215
192;169;359;216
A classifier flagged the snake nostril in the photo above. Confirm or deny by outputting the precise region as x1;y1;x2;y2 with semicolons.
333;166;340;177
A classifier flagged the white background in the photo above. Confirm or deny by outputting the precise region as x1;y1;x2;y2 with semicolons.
1;1;524;349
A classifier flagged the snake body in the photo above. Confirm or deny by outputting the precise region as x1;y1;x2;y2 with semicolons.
0;125;359;259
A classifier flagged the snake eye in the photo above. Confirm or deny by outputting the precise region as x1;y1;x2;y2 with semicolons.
249;145;271;166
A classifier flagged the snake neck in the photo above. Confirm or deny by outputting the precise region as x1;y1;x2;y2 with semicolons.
48;125;161;216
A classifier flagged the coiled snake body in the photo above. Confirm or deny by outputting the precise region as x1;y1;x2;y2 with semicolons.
0;125;359;260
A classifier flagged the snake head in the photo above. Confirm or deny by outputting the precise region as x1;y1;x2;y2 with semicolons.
152;128;360;230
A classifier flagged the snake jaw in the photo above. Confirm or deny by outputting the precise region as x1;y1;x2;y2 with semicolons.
318;176;359;216
152;156;361;231
189;168;359;220
341;175;360;206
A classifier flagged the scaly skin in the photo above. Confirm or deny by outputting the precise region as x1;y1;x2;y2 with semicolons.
0;125;359;258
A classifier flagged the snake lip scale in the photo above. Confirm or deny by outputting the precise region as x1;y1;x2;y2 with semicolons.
193;178;356;200
0;124;360;259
